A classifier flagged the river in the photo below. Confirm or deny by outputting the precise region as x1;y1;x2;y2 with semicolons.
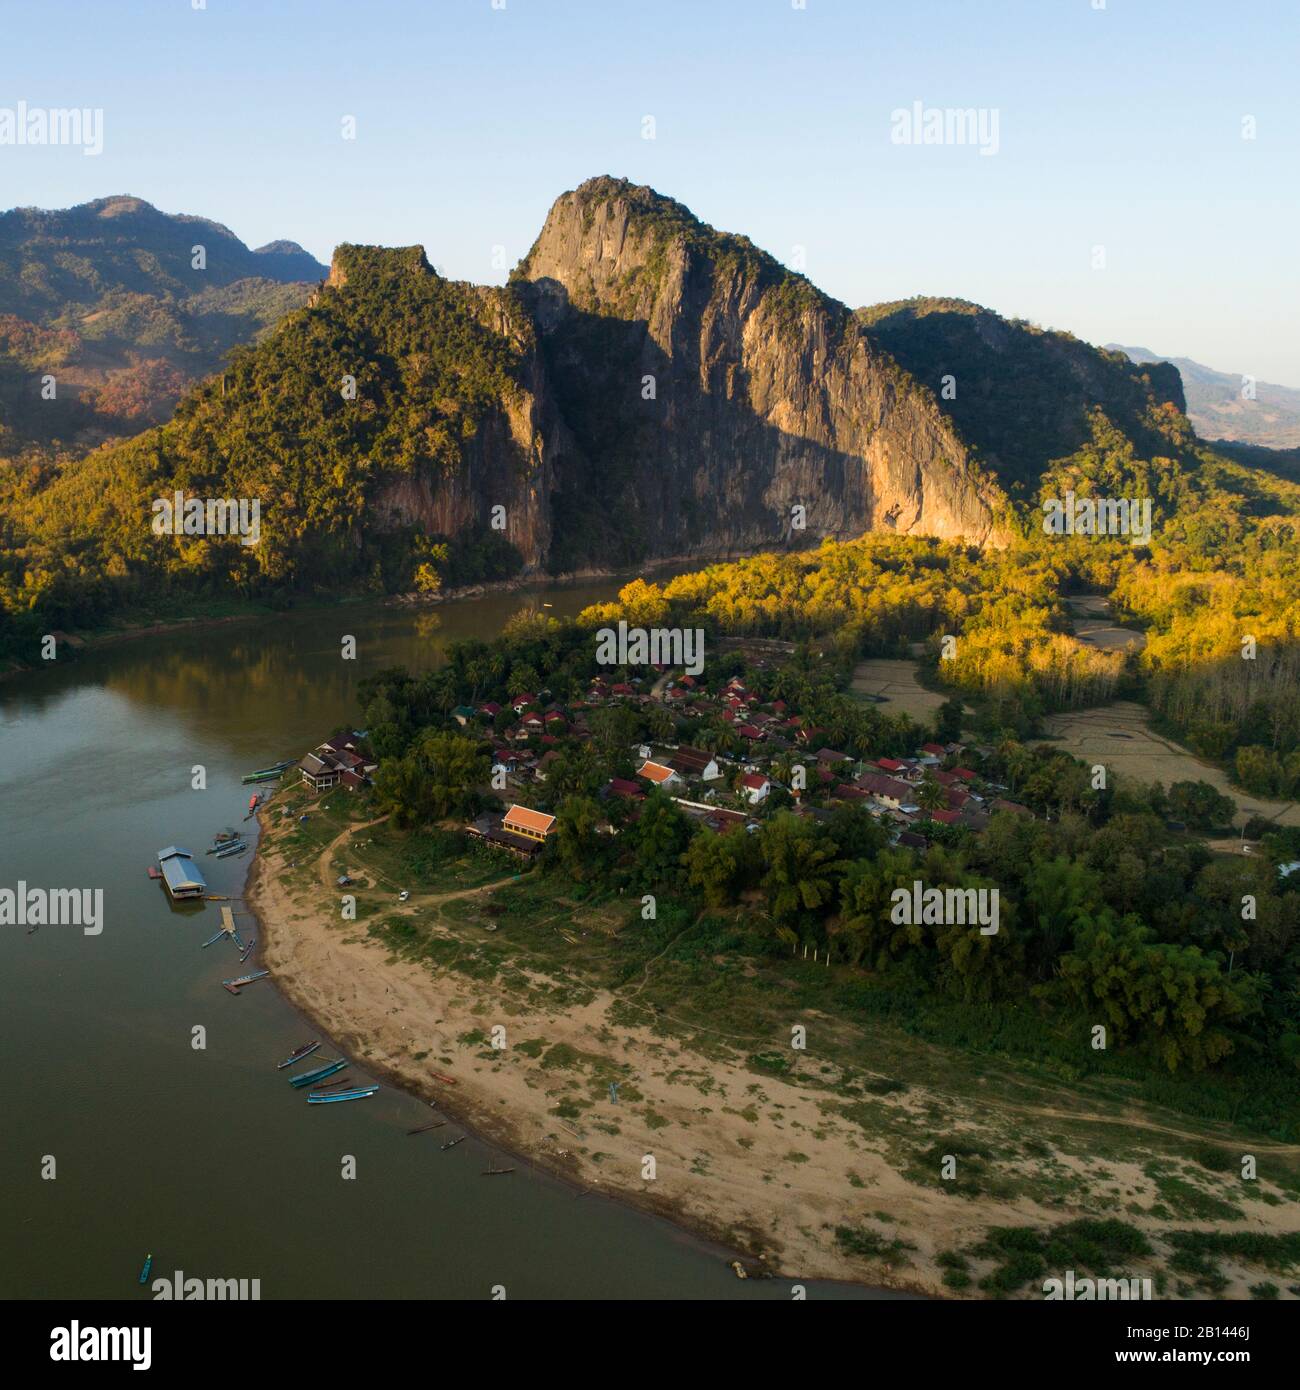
0;581;897;1300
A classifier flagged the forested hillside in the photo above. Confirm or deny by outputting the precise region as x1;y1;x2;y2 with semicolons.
2;174;1298;763
0;195;323;452
858;297;1187;492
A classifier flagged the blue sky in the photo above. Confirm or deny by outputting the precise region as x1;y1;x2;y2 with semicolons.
3;0;1297;382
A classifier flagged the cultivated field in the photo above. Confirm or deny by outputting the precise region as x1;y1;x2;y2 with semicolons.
1036;701;1300;828
850;658;953;721
1065;595;1147;653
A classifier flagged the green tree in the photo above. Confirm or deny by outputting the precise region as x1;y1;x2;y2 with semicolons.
631;790;691;886
553;794;604;880
1060;914;1259;1071
373;729;488;827
758;814;849;941
916;773;946;813
683;828;759;907
1167;780;1236;830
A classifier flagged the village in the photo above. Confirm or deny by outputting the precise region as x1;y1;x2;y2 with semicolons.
292;658;1033;862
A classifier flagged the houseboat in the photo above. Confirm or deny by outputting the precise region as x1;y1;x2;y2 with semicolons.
156;846;207;900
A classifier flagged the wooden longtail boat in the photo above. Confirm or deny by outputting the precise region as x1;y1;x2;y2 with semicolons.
276;1042;320;1070
440;1135;466;1151
289;1059;347;1089
239;938;256;962
201;929;230;948
241;761;294;784
406;1121;446;1136
139;1253;152;1285
222;969;270;993
307;1085;380;1104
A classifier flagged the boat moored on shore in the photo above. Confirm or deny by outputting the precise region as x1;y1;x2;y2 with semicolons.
222;969;270;994
307;1085;379;1104
289;1059;347;1089
276;1041;320;1070
241;760;294;784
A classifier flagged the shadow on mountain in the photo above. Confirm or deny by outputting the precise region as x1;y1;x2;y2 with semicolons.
526;278;948;574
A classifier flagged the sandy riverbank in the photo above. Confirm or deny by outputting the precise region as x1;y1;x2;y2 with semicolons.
245;821;949;1291
245;805;1300;1298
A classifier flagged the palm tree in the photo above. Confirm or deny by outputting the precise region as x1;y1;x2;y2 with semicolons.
916;773;946;813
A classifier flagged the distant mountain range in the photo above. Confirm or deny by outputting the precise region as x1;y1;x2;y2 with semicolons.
0;195;326;452
1107;344;1300;451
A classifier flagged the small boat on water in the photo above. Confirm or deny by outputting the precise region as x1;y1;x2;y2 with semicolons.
146;866;162;880
308;1085;379;1104
241;760;294;785
206;837;243;855
201;929;230;948
440;1135;466;1151
276;1041;320;1070
239;938;256;962
222;969;270;994
406;1121;446;1136
289;1059;347;1089
481;1164;515;1176
139;1253;152;1285
213;841;246;859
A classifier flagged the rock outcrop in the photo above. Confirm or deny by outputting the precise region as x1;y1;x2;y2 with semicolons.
515;178;1012;569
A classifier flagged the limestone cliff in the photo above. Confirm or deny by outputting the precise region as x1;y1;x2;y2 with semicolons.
363;273;567;571
515;178;1013;569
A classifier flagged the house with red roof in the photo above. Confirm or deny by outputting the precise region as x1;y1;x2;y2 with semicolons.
740;772;771;805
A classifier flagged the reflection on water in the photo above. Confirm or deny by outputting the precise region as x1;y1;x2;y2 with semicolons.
0;584;902;1301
